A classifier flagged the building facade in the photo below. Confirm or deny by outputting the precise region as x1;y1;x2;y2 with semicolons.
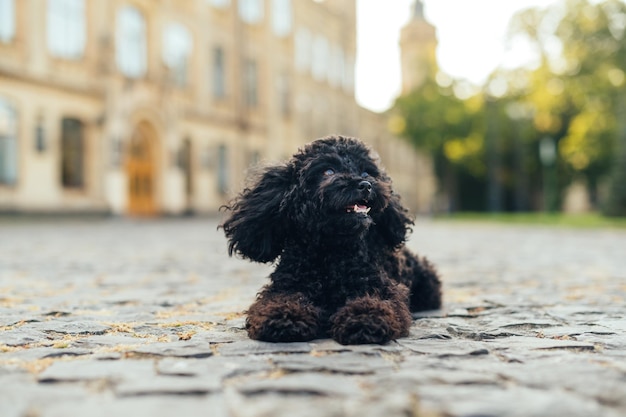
0;0;434;216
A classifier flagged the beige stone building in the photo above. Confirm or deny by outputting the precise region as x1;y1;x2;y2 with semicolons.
0;0;434;216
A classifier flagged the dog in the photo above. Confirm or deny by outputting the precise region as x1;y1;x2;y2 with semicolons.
221;135;441;345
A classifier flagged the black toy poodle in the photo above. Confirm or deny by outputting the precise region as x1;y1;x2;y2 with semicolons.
221;135;441;345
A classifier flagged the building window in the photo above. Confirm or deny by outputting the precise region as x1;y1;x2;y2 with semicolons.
238;0;263;24
207;0;230;8
0;0;15;43
0;98;18;186
295;27;311;73
312;34;329;82
35;116;46;153
116;5;147;78
244;59;258;108
343;55;355;93
217;144;228;195
271;0;291;37
212;46;226;99
162;22;193;87
277;72;290;117
47;0;86;59
60;118;84;188
329;44;344;88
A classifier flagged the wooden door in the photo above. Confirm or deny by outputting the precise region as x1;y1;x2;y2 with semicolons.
126;123;157;216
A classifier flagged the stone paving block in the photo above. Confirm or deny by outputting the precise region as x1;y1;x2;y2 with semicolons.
28;395;229;417
309;339;404;354
223;390;345;417
234;372;364;397
217;340;312;356
73;334;153;348
271;352;394;374
38;359;155;383
493;359;626;408
41;348;93;359
484;335;596;351
114;374;221;397
537;324;617;337
0;328;48;346
0;315;39;327
157;356;272;380
398;338;491;357
40;320;111;335
0;372;95;417
130;341;214;358
592;319;626;331
418;384;623;417
576;333;626;351
194;329;248;344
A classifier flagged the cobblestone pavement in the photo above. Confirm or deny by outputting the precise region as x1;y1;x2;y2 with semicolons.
0;218;625;417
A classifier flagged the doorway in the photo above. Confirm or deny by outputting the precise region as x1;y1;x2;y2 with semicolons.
181;137;194;214
126;122;157;216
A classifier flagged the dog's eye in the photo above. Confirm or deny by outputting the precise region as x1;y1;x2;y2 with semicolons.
324;169;335;176
360;172;369;178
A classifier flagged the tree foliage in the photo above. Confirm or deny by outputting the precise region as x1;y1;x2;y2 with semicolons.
394;0;626;215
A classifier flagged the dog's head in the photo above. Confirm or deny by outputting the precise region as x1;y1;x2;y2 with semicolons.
221;135;413;263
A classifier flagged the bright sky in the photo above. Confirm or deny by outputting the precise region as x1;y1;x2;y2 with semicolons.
355;0;562;112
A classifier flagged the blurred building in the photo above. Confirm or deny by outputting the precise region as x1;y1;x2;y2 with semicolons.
0;0;434;216
399;0;438;94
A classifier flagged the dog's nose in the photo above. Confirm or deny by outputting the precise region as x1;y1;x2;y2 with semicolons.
358;180;372;193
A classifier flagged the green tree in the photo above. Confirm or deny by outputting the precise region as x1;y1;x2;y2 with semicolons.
393;76;485;211
507;0;626;213
394;0;626;215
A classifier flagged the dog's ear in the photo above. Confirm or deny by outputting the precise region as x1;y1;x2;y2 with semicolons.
375;192;414;249
220;163;294;263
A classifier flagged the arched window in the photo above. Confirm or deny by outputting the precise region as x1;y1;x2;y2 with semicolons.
162;22;193;87
343;55;355;93
212;46;227;99
217;144;228;195
0;0;15;43
47;0;86;59
329;44;344;88
243;59;258;107
277;72;290;117
238;0;263;24
271;0;292;37
294;27;311;73
0;98;18;185
116;5;147;78
311;34;329;82
60;117;84;188
207;0;230;8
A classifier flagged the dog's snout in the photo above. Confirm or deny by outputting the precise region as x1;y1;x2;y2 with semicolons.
358;180;372;193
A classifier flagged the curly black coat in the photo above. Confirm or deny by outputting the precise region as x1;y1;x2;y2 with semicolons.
221;135;441;345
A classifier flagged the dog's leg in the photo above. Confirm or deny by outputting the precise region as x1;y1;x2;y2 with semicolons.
391;249;442;312
329;285;412;345
245;291;321;342
405;251;442;312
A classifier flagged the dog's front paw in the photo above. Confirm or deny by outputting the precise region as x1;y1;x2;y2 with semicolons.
330;296;410;345
246;293;321;342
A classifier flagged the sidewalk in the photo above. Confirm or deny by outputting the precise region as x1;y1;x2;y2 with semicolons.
1;218;625;417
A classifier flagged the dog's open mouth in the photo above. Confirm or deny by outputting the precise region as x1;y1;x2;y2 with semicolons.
346;204;371;215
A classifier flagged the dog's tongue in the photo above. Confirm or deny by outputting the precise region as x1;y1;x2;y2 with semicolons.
348;204;371;214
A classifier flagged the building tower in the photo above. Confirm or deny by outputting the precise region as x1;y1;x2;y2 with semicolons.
399;0;438;93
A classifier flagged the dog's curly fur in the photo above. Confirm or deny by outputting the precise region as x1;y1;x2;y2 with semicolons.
221;135;442;345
